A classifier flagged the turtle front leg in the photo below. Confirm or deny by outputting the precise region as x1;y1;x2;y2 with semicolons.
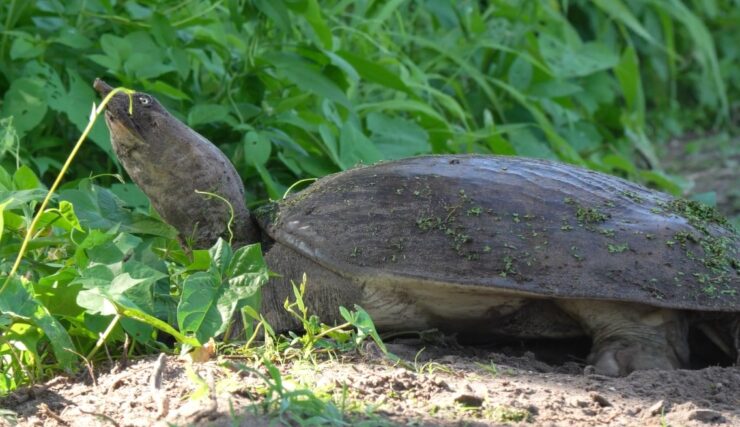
557;300;689;376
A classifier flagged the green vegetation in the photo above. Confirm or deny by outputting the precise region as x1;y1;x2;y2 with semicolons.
488;405;533;423
0;0;737;423
576;206;611;224
608;243;630;253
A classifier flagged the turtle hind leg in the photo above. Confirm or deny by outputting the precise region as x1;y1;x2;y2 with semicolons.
556;300;689;376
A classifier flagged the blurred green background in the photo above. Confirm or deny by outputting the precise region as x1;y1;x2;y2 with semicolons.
1;0;738;212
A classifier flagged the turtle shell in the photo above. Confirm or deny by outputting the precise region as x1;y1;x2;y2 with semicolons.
256;155;739;312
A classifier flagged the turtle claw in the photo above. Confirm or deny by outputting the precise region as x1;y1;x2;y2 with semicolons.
557;300;689;376
588;338;680;376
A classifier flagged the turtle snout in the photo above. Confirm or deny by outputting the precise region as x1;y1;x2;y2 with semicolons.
93;78;113;97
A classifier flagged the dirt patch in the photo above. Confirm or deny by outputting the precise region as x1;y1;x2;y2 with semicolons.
2;341;738;426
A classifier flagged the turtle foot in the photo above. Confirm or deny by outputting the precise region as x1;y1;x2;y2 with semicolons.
557;300;689;376
587;337;680;376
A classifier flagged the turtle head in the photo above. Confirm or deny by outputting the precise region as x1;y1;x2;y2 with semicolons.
93;78;172;151
93;78;260;248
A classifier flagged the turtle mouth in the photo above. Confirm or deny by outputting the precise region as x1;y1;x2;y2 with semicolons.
93;78;143;140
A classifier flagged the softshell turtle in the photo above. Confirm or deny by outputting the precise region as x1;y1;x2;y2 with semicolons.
94;79;739;376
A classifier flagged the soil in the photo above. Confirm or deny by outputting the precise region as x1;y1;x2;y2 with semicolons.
2;340;738;427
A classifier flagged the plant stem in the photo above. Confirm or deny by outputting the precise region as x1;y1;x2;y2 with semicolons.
87;313;122;361
0;87;134;294
0;0;17;58
313;322;351;340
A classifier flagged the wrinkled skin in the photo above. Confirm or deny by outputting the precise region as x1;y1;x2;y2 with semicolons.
94;79;258;248
95;79;739;376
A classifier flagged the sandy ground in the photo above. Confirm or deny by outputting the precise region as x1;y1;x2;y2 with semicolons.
2;340;739;427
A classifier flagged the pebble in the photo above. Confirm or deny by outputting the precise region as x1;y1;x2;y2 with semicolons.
647;400;665;416
453;392;484;407
590;392;612;407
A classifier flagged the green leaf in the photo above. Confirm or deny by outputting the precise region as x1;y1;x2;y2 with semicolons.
44;67;110;153
35;268;84;319
337;51;412;95
509;129;557;160
339;121;383;167
615;46;645;124
243;131;271;166
186;249;212;272
601;153;637;175
10;37;44;60
188;104;232;127
0;164;12;191
58;201;84;232
0;277;78;371
254;0;292;32
368;0;407;32
529;80;583;99
255;163;285;200
508;56;533;91
178;244;267;343
13;165;41;190
650;0;728;120
263;52;351;108
339;305;389;354
178;272;222;343
110;183;149;209
592;0;657;46
149;12;177;46
1;78;48;138
638;170;687;195
143;81;191;101
177;244;269;342
53;28;93;49
59;181;178;239
560;122;602;154
366;112;431;159
539;34;619;78
623;127;659;170
208;238;233;277
0;199;9;243
304;0;332;49
87;53;119;71
0;189;45;211
127;54;175;80
226;244;269;288
357;99;446;124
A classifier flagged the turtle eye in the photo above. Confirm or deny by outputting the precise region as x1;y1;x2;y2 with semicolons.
138;96;151;106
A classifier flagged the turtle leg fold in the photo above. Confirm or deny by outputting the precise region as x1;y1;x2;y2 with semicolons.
557;300;689;376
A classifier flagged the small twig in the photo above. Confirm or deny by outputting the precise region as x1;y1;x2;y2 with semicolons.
150;353;169;419
76;408;121;427
67;349;97;388
120;334;130;370
244;321;264;350
39;403;69;426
